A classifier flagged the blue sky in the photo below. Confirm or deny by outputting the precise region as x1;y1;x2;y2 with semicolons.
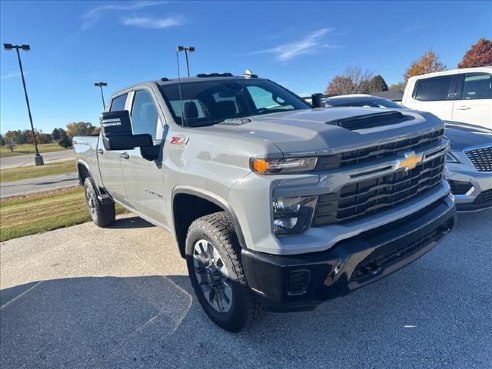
1;0;491;134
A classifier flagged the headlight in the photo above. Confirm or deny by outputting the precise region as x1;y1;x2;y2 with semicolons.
251;157;317;174
446;152;461;163
273;196;318;235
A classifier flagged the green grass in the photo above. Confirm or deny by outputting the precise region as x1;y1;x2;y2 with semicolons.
0;187;127;242
0;160;77;183
0;143;69;158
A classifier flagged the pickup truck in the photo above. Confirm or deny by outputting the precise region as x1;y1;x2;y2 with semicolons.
74;73;456;332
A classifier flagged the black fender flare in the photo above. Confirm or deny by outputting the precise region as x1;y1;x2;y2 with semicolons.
171;187;247;249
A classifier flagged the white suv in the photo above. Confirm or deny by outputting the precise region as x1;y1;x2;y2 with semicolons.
402;67;492;129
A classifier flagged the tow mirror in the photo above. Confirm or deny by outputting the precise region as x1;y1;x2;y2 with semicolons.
100;110;152;150
311;93;325;108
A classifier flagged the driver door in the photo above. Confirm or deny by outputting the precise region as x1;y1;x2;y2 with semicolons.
120;88;169;226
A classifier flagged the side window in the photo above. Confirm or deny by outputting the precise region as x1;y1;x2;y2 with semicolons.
461;73;492;100
246;85;294;111
110;94;127;111
414;76;454;101
130;90;158;140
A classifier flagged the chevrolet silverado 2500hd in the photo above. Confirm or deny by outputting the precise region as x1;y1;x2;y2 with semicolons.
74;73;456;332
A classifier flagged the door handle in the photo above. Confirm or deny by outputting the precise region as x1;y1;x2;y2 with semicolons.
97;148;104;155
120;152;130;159
456;106;471;110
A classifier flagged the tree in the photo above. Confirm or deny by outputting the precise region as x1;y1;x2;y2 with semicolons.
4;130;26;145
326;75;355;95
58;129;73;148
66;122;97;138
5;139;16;152
0;134;5;146
52;128;61;141
458;38;492;68
23;129;37;145
326;66;374;95
368;75;388;93
40;133;53;144
404;50;446;83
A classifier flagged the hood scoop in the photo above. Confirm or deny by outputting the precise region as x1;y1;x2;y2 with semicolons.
325;111;412;131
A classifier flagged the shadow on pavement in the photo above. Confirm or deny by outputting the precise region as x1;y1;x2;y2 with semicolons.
109;216;155;229
1;276;194;369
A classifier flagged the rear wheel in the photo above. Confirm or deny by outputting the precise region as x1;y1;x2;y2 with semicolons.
185;212;262;332
83;177;115;227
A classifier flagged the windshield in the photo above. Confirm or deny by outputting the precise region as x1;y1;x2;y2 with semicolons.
327;97;402;109
159;78;310;126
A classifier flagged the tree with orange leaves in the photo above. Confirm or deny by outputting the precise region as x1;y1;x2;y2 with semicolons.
404;50;446;83
458;38;492;68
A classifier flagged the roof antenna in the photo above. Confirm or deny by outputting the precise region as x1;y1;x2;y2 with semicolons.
176;47;186;127
243;69;258;79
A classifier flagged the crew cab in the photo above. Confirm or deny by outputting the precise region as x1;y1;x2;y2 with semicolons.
402;67;492;129
74;73;456;332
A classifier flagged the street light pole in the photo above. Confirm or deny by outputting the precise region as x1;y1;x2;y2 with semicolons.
94;82;107;109
4;43;43;166
176;46;195;77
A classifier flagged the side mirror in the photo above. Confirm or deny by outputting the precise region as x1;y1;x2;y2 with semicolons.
100;110;153;150
311;93;325;108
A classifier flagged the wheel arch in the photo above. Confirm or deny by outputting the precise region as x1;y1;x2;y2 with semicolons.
172;187;247;258
76;160;91;186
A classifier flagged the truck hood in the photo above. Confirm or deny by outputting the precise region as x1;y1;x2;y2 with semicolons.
444;121;492;151
215;107;444;156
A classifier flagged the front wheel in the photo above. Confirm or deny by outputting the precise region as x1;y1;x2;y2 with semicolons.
185;212;262;332
83;177;115;227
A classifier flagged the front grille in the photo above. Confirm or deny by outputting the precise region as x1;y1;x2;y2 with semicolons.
465;146;492;172
448;180;473;195
313;155;445;225
316;129;443;171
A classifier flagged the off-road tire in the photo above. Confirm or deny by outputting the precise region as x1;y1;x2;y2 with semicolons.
185;211;263;332
83;177;115;227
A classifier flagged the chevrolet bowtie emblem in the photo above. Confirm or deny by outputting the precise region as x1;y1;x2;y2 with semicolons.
395;151;423;171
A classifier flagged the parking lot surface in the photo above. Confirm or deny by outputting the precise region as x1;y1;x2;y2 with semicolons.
1;211;491;369
0;151;75;169
0;172;78;198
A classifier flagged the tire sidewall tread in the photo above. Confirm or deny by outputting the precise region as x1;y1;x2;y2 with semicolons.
185;211;262;332
83;177;115;228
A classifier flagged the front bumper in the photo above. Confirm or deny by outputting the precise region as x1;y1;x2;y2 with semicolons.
241;194;456;312
446;162;492;211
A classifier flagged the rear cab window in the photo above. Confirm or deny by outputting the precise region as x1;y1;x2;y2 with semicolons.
413;75;455;101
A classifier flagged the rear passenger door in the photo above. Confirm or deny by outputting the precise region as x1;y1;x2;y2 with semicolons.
120;88;169;226
410;75;456;120
452;72;492;128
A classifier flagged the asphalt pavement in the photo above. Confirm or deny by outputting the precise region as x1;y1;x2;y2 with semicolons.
1;211;491;369
0;172;79;198
0;150;75;169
